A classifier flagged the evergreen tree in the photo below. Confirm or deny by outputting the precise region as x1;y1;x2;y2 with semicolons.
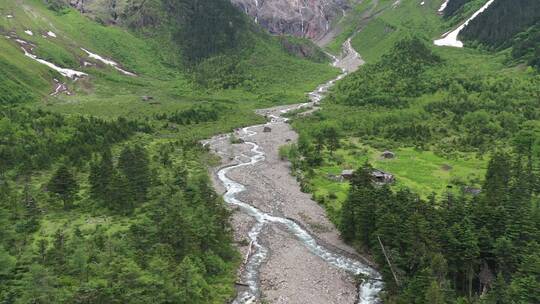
176;256;209;304
89;150;114;202
323;125;341;156
47;164;78;209
424;280;445;304
118;145;150;204
486;273;511;304
108;171;132;213
18;264;59;304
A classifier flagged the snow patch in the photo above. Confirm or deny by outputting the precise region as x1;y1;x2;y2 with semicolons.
21;47;87;79
47;31;56;38
81;48;136;76
434;0;496;48
24;30;33;36
438;0;450;12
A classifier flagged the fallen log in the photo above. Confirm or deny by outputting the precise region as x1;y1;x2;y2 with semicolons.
244;240;254;264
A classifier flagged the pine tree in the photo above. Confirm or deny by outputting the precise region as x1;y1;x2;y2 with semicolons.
176;256;209;304
49;229;67;270
37;238;48;264
89;150;114;202
323;125;340;156
483;152;511;205
109;171;132;213
47;164;78;209
424;280;445;304
486;273;510;304
446;218;479;298
118;145;150;204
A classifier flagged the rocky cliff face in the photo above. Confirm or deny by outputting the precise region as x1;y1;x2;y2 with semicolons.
230;0;351;40
66;0;351;40
68;0;129;24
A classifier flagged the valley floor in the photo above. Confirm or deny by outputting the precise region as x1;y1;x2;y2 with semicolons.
202;35;383;301
206;102;380;304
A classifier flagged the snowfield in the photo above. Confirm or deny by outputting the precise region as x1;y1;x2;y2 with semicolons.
22;47;87;79
438;0;450;12
434;0;496;48
81;48;136;76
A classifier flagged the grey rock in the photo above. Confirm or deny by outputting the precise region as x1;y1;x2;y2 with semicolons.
230;0;351;39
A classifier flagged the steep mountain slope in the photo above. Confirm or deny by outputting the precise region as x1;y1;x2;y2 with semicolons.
442;0;471;17
460;0;540;48
0;0;338;110
459;0;540;67
230;0;352;40
63;0;355;41
349;0;444;63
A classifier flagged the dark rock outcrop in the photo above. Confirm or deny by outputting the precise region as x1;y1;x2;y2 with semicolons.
230;0;352;40
67;0;354;41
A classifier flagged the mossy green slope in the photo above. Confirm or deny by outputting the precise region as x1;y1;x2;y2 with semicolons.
0;0;338;118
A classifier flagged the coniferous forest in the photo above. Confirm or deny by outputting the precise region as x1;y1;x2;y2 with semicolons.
0;107;238;303
340;152;539;303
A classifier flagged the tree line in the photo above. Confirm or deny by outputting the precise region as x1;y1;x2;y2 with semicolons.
341;149;539;303
0;107;147;174
153;104;224;126
324;37;540;153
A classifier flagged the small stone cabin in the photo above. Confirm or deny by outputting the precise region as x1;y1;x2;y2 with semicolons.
381;150;396;159
463;186;482;196
340;169;395;184
341;169;355;179
371;169;395;184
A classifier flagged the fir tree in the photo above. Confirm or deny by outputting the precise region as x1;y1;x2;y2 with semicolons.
118;145;150;204
47;164;78;210
89;150;114;202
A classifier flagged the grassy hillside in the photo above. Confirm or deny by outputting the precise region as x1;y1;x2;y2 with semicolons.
0;0;338;116
344;0;521;64
350;0;443;63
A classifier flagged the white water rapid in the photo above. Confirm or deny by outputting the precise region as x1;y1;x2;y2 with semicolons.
211;49;383;304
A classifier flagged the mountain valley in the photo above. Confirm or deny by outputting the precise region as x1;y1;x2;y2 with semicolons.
0;1;539;304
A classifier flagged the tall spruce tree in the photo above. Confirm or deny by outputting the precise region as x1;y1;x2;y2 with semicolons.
118;145;150;205
47;165;78;210
89;150;114;202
